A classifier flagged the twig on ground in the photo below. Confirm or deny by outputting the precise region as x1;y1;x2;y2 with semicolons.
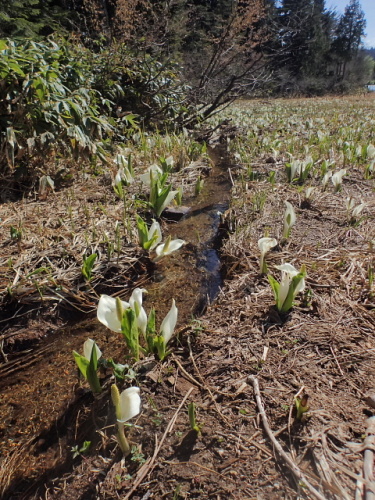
248;375;328;500
228;168;235;187
330;346;344;377
124;387;194;499
171;354;203;388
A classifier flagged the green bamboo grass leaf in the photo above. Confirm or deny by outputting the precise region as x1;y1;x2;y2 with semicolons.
8;61;25;76
122;114;138;129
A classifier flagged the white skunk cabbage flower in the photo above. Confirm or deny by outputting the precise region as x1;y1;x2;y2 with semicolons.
147;219;162;250
345;197;365;219
352;202;365;218
114;167;133;186
345;197;356;212
160;299;178;344
140;164;163;186
258;237;277;274
151;185;179;217
97;289;147;334
111;385;141;454
136;216;162;250
97;294;130;333
283;201;296;238
129;288;147;335
153;235;185;263
367;144;375;160
83;338;102;362
113;154;134;186
275;263;306;310
118;386;141;423
73;338;102;393
322;171;332;189
331;169;346;192
304;187;315;200
268;264;306;313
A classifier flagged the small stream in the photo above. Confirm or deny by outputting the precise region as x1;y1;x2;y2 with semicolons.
146;145;231;320
0;144;233;498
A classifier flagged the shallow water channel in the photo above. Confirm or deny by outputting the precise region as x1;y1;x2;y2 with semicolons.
0;145;232;497
146;145;231;319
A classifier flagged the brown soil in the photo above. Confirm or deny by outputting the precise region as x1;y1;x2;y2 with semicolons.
1;96;375;500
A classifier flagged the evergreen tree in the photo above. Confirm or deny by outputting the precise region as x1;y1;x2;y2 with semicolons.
276;0;315;77
332;0;366;79
302;0;334;77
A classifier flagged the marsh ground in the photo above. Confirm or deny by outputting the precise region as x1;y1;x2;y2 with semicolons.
1;95;375;499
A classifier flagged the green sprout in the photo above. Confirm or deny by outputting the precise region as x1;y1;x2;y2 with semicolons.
71;441;91;459
195;176;204;196
282;201;296;239
295;394;309;421
188;402;201;433
268;263;306;313
82;253;97;281
73;339;102;393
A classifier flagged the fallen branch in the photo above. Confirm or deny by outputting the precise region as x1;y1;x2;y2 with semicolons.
248;375;327;500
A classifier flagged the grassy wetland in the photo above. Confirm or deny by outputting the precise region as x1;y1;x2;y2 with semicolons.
1;94;375;499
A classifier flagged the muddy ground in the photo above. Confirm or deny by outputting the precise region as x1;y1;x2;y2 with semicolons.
1;96;375;499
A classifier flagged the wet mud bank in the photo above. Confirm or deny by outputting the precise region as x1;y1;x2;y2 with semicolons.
0;144;233;499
